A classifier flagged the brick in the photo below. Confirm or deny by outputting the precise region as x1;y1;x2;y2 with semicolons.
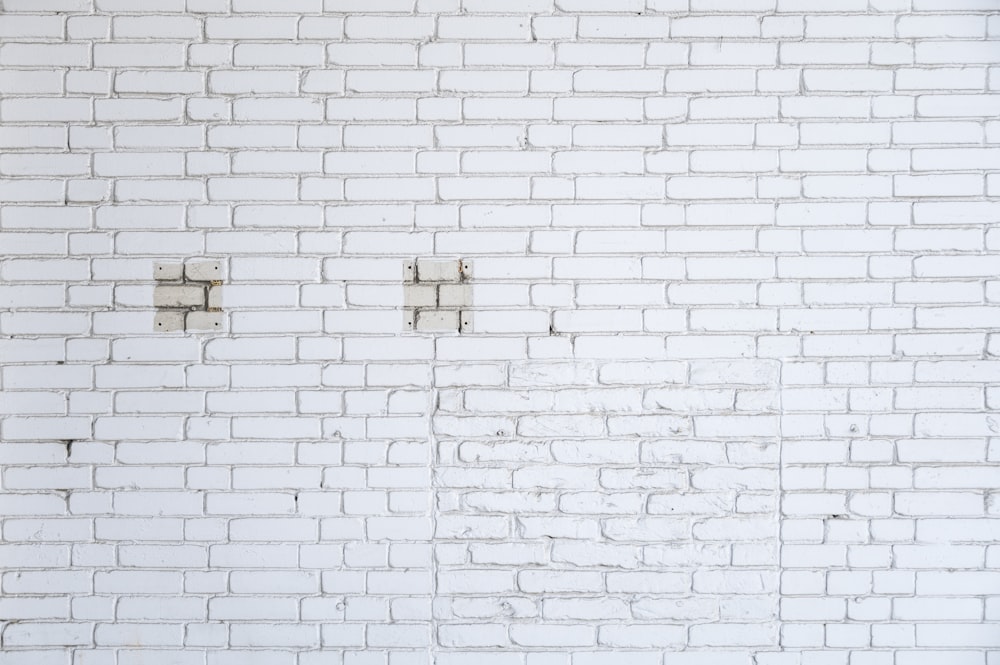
1;3;997;659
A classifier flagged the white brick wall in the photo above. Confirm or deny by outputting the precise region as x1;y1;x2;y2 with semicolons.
0;0;998;663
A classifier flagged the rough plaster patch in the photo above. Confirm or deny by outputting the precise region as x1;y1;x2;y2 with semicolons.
186;311;226;331
404;258;473;333
185;261;223;282
417;309;459;332
152;261;225;333
153;311;185;332
207;285;223;309
403;284;437;308
439;284;472;307
154;262;183;281
153;285;205;309
417;259;463;283
459;311;474;333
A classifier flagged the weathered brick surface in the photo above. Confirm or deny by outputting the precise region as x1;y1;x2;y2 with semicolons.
1;0;998;662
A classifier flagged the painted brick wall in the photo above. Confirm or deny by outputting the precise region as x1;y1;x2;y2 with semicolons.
1;0;999;663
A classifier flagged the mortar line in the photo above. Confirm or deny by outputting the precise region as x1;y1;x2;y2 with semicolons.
775;356;785;659
428;357;439;664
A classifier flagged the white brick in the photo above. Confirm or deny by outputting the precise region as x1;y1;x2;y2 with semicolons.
3;3;998;660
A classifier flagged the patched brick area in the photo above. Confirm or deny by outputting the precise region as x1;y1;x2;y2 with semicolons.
153;260;226;332
1;1;999;664
403;258;473;332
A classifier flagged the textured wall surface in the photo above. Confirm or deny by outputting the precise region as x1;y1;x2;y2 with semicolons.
1;0;999;663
